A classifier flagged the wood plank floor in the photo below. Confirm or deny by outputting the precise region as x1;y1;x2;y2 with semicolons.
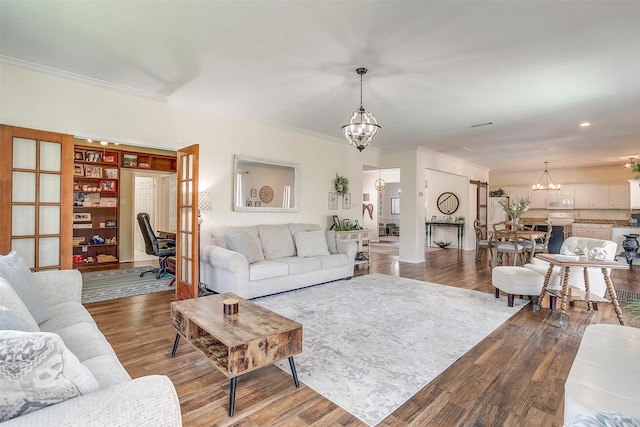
86;250;638;426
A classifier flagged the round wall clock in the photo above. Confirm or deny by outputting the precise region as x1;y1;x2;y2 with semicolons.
436;192;459;214
259;186;274;203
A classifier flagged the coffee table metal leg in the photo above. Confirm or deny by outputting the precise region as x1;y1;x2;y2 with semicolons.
229;377;237;417
288;357;300;388
171;334;180;357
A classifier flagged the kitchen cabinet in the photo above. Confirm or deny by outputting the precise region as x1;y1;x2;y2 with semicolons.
630;180;640;209
575;185;609;209
506;186;529;201
571;223;613;240
609;184;629;209
558;185;574;197
529;189;547;209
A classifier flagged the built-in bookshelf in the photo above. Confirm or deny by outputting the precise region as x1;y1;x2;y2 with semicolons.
72;147;120;269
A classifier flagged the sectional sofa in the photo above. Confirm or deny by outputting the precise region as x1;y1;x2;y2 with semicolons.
201;223;357;299
0;251;181;425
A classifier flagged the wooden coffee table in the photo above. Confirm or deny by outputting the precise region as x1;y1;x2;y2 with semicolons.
170;293;302;416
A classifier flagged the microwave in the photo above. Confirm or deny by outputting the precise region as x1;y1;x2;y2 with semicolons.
547;197;574;210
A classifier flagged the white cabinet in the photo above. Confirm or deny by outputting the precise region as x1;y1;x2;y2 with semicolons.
559;185;574;198
575;185;609;209
609;184;629;209
630;180;640;209
529;189;547;209
571;223;613;240
506;186;529;201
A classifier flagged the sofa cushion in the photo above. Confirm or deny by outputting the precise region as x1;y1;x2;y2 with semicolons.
53;323;116;362
38;302;96;333
280;257;322;275
0;279;39;332
318;254;349;270
81;355;132;389
258;225;296;259
224;232;265;264
0;330;100;422
325;230;338;254
295;230;330;258
249;261;289;281
0;251;51;324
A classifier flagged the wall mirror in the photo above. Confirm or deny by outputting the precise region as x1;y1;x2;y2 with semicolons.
391;197;400;215
233;155;298;212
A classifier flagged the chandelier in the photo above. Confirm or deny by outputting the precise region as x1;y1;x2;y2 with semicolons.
375;168;386;191
342;67;381;152
532;162;560;191
624;158;637;168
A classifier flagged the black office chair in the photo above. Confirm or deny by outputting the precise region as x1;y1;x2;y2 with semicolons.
136;212;176;279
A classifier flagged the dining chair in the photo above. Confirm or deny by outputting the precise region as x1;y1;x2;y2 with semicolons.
523;225;552;261
473;219;494;261
493;221;527;266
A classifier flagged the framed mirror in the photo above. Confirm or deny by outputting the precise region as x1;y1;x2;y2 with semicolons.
233;155;298;212
391;197;400;215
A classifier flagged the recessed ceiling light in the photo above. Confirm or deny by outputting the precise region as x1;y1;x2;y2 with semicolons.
579;122;591;127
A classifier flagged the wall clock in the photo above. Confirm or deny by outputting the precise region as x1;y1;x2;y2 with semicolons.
259;186;274;203
436;192;459;214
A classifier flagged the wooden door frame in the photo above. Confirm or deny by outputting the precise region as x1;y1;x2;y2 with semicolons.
175;144;199;299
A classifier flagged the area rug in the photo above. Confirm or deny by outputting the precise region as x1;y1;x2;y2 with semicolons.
253;273;529;426
81;267;173;304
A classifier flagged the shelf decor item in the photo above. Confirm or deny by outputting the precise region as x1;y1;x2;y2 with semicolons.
102;153;117;163
122;154;138;167
99;180;117;192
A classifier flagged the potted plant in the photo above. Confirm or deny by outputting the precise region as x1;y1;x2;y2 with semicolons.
333;174;349;195
498;197;531;225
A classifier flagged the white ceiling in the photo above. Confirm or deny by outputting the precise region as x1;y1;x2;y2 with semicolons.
1;1;639;173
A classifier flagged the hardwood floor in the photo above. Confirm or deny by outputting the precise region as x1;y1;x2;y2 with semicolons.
86;250;638;426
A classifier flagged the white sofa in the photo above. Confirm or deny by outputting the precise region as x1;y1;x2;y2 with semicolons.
0;253;181;426
525;236;619;298
201;223;357;299
564;324;640;425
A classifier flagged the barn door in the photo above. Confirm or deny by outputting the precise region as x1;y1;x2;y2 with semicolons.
175;144;199;299
0;125;73;270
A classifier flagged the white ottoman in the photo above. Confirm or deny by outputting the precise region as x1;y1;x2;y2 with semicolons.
492;266;544;307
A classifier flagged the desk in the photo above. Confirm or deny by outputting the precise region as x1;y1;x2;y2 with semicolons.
533;253;628;327
158;230;176;240
425;222;464;250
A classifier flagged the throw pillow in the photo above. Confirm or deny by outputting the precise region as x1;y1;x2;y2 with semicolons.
295;230;330;257
0;330;100;421
257;225;296;259
225;232;265;264
0;251;51;324
0;306;39;332
325;230;338;254
0;279;39;332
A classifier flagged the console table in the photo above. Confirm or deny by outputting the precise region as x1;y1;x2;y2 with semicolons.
335;229;370;265
425;221;464;250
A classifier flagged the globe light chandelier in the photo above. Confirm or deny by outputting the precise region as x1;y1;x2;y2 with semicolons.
375;168;386;191
532;162;561;191
342;67;381;152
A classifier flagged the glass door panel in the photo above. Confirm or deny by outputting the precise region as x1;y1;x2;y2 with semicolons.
12;137;36;169
40;141;61;171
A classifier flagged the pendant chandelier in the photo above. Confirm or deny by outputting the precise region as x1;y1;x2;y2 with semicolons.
532;162;560;191
624;158;637;168
375;168;386;191
342;67;381;152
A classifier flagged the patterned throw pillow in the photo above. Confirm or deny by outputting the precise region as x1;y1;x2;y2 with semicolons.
0;331;100;421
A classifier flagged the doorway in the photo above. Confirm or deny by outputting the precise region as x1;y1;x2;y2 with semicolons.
133;172;177;262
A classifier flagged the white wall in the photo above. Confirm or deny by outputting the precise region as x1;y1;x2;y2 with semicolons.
0;63;377;247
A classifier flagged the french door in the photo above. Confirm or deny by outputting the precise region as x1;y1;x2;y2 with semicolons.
0;125;74;270
175;144;200;299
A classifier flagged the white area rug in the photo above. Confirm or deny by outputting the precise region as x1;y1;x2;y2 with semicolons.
253;273;529;426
